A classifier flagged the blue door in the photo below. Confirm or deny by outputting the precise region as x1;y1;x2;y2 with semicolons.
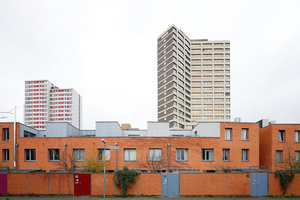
251;173;268;196
161;173;180;196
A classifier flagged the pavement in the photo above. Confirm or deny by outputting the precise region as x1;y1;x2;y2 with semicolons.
1;197;299;200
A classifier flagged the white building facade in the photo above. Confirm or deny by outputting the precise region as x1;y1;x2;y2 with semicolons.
157;24;231;129
24;80;82;130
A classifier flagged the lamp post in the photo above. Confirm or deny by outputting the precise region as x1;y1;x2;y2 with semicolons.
101;139;106;198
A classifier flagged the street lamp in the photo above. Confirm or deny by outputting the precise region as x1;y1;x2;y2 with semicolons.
101;139;106;198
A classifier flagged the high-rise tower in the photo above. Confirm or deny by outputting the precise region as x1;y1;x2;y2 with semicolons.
24;80;82;130
157;24;231;129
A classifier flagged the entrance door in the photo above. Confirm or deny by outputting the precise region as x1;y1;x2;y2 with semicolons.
0;173;7;194
251;173;268;196
74;173;91;196
161;173;180;196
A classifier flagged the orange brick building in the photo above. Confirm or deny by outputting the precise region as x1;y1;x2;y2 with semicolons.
259;122;300;171
1;121;260;172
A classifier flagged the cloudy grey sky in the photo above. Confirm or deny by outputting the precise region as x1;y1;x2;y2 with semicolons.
1;0;300;129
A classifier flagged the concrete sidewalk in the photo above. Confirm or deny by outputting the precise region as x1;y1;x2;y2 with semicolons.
1;197;299;200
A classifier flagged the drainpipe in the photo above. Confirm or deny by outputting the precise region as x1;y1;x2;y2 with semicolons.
14;105;16;168
168;143;170;172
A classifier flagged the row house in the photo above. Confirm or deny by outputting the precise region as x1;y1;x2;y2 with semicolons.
1;120;298;172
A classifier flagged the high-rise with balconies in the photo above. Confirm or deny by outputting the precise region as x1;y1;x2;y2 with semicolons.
157;24;231;129
24;80;82;130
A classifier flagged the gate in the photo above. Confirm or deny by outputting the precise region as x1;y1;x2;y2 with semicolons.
73;166;92;196
161;166;180;196
0;167;8;195
250;166;268;196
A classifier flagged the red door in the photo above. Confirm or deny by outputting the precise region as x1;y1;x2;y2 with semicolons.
0;174;7;194
74;173;91;195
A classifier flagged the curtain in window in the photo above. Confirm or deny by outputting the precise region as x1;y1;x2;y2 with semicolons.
184;149;188;160
129;149;136;161
105;150;110;160
242;129;248;140
295;151;300;163
149;149;162;161
208;150;213;161
276;151;282;162
278;131;284;142
224;149;229;160
295;131;300;142
124;150;129;161
79;150;85;161
242;149;248;161
225;129;231;140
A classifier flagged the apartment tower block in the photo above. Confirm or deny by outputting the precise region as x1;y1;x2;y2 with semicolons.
157;24;231;129
24;80;82;130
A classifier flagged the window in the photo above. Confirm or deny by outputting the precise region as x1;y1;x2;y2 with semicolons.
124;149;136;161
295;131;300;142
242;149;249;161
73;149;85;161
149;149;162;161
98;149;110;161
278;130;285;142
176;149;188;161
3;128;9;140
225;128;232;140
48;149;60;161
25;149;36;161
295;151;300;163
3;149;9;161
223;149;230;161
202;149;214;161
242;129;248;140
276;150;283;163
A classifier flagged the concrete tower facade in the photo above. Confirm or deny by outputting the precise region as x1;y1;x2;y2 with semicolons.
24;80;82;130
157;24;231;129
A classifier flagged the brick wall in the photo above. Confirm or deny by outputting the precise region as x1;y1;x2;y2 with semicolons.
5;172;300;196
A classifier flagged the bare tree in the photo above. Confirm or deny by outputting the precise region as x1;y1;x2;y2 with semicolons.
269;143;300;171
56;147;76;172
137;149;167;173
212;160;236;173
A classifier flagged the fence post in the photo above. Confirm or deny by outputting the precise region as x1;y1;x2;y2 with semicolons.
202;172;204;197
28;172;30;194
137;174;139;195
226;173;228;197
50;171;52;194
289;182;291;196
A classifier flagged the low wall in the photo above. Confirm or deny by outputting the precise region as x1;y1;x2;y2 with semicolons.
4;172;300;196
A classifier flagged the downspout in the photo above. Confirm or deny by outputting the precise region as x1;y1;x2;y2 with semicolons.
14;105;16;169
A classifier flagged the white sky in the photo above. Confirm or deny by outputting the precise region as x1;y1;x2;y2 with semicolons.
0;0;300;129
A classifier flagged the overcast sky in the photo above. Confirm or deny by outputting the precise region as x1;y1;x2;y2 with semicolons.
0;0;300;129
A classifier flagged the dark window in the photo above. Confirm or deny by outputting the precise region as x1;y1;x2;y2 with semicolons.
25;149;36;161
223;149;230;161
202;149;214;161
3;128;9;140
3;149;9;161
49;149;60;161
242;149;249;161
98;149;110;161
278;130;285;142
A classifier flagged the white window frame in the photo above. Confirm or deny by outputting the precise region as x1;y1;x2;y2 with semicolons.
242;128;248;141
176;149;188;161
3;128;9;141
225;128;232;140
73;149;85;161
295;151;300;163
25;149;36;161
276;150;283;163
3;149;9;161
149;149;162;161
223;149;230;161
242;149;249;161
98;149;110;161
295;131;300;142
202;149;214;161
124;149;136;161
49;149;60;161
278;130;285;142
